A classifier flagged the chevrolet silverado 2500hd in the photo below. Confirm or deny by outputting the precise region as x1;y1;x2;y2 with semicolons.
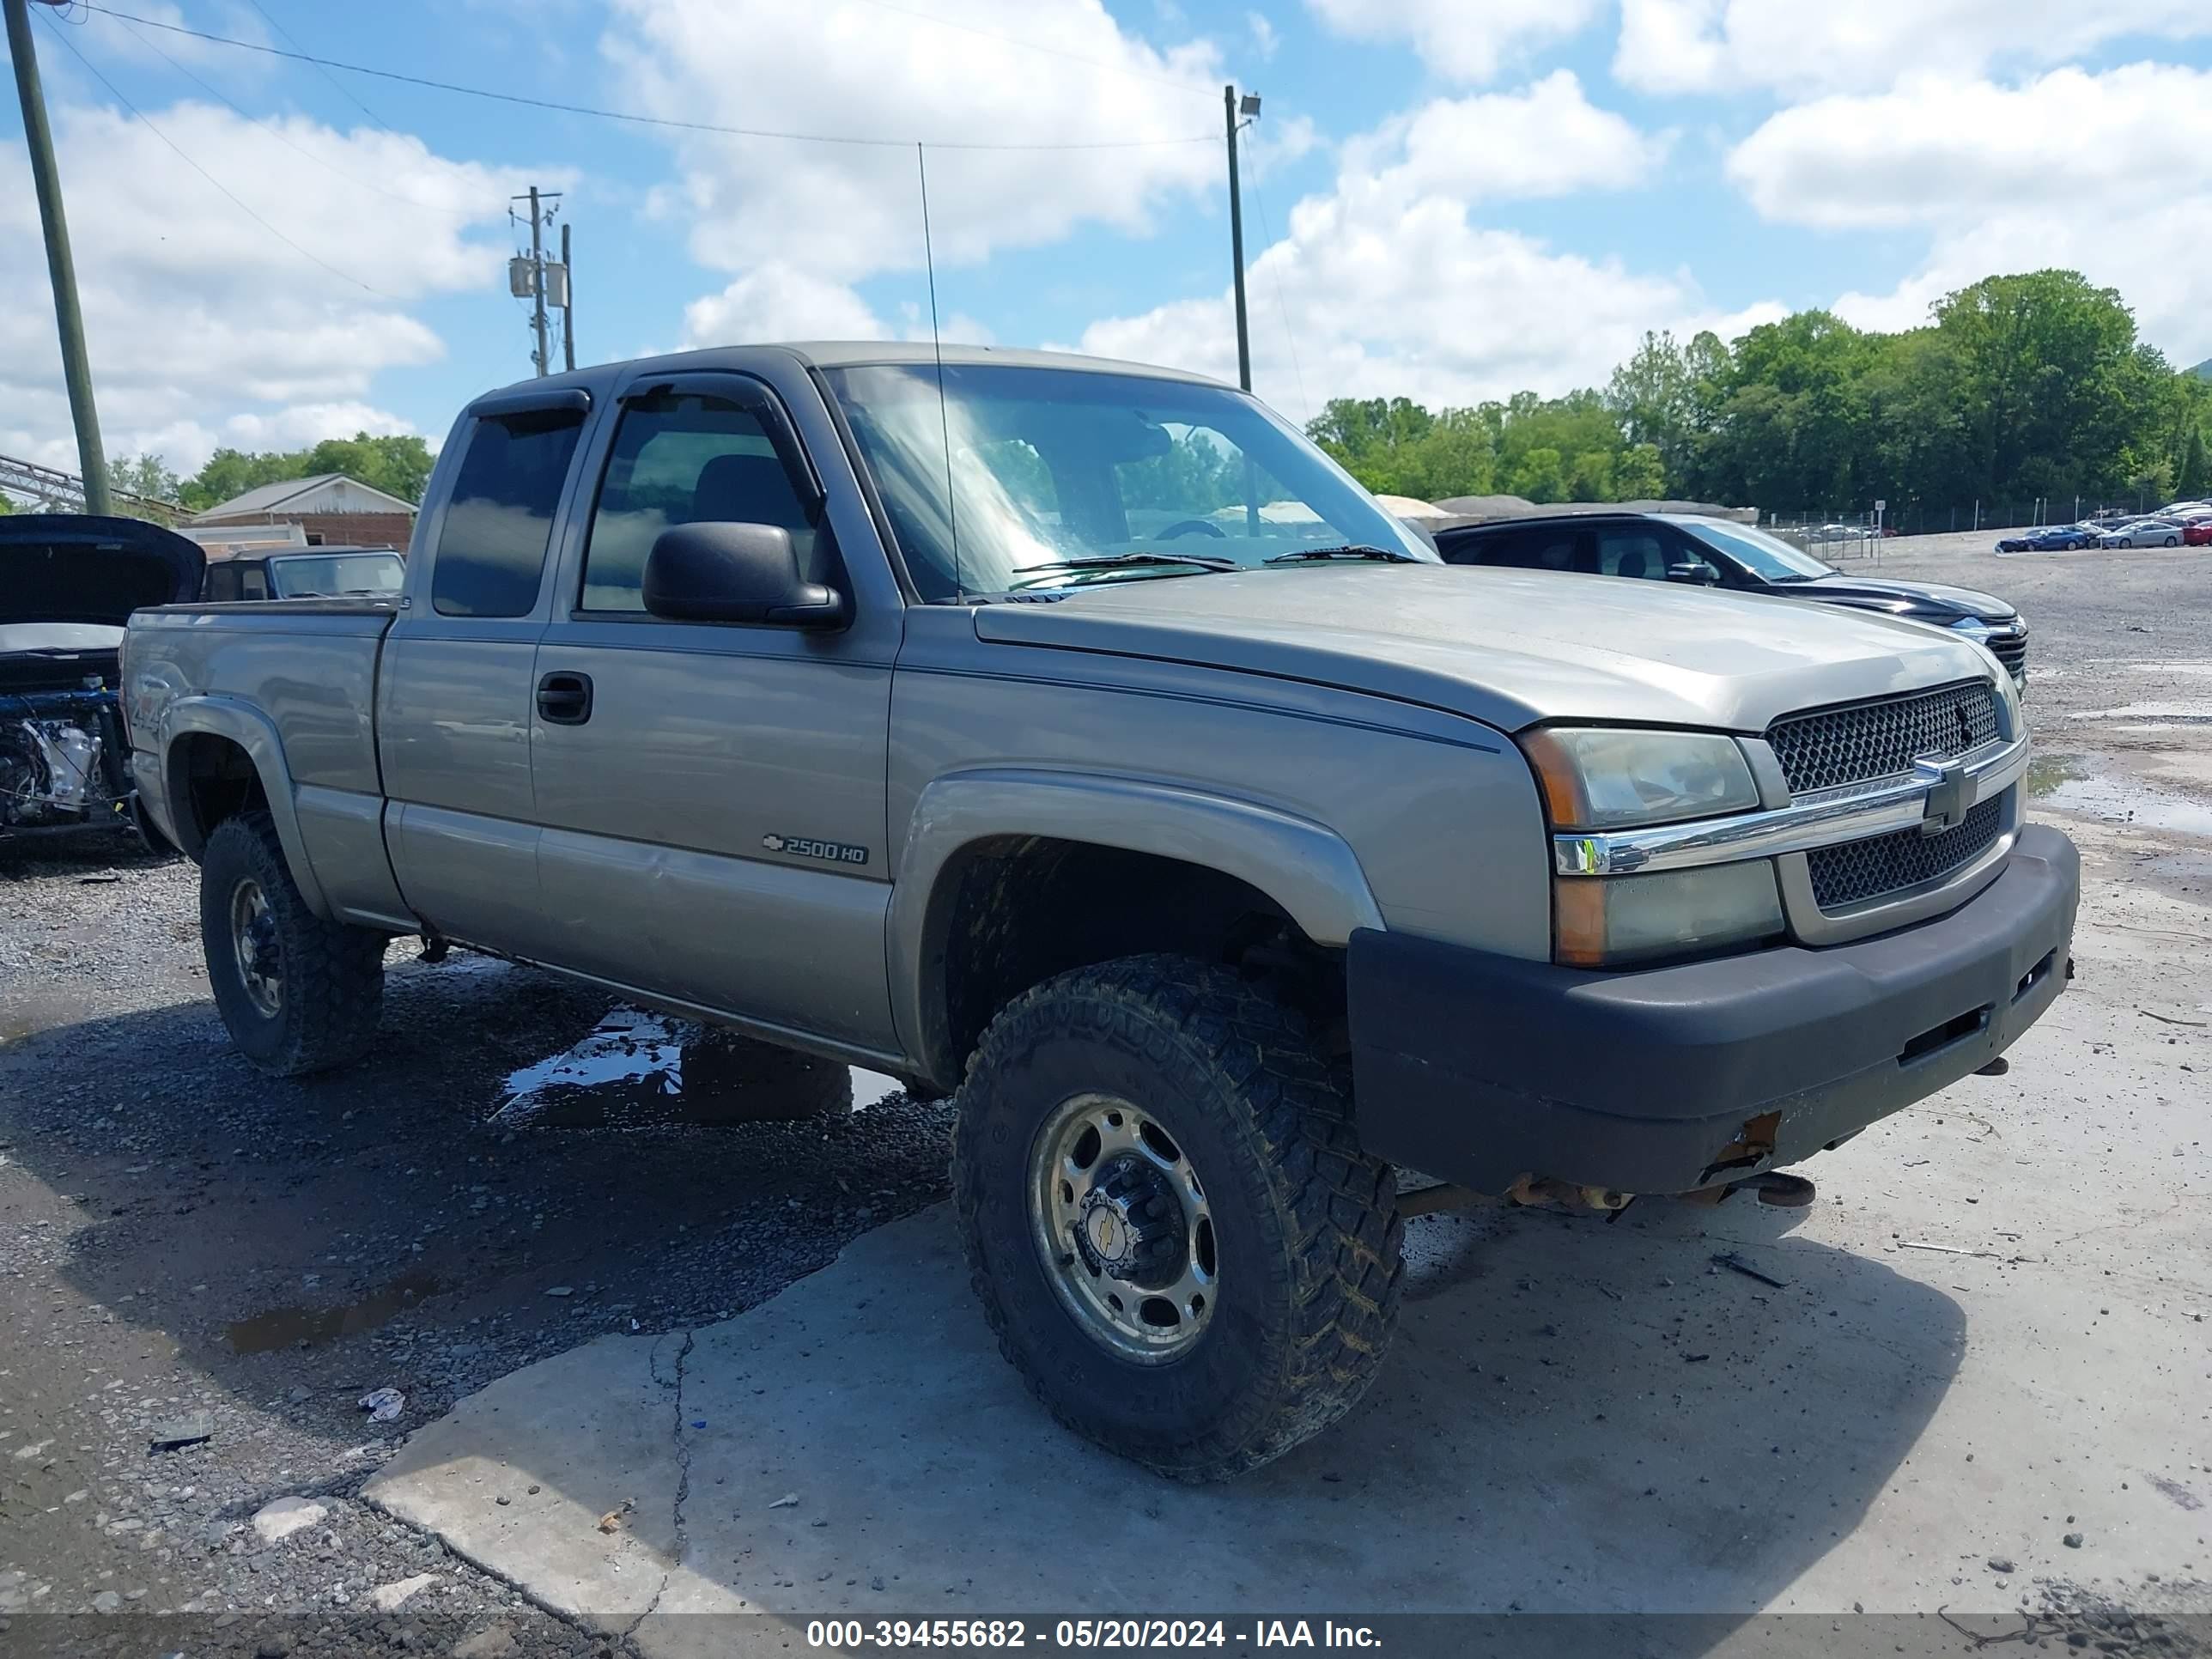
124;344;2080;1480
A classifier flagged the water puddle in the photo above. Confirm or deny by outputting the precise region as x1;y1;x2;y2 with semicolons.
2036;773;2212;838
493;1008;906;1128
226;1271;444;1355
2027;753;2086;797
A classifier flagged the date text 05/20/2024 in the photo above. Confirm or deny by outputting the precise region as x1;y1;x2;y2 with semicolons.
805;1620;1382;1650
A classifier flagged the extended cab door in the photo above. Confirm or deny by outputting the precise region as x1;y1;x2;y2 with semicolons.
526;367;902;1054
377;387;591;957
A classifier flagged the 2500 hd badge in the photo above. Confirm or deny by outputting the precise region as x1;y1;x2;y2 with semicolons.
763;833;869;866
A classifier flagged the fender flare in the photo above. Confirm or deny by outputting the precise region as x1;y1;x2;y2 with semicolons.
888;768;1384;1082
158;696;333;918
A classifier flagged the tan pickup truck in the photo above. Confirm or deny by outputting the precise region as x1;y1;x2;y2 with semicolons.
124;343;2079;1479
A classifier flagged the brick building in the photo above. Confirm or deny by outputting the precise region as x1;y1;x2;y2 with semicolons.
187;474;416;550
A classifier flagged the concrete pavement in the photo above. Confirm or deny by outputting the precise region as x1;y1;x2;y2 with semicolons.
365;817;2212;1657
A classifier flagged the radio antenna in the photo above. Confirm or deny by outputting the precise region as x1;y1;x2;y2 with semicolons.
917;143;962;602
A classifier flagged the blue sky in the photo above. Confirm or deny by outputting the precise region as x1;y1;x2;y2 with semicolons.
4;0;2210;474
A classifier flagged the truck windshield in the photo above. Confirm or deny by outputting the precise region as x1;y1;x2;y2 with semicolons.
819;362;1434;600
269;551;406;599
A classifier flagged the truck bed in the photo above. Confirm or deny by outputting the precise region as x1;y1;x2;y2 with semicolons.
125;600;404;925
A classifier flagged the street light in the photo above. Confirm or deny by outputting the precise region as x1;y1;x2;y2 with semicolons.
1224;86;1261;392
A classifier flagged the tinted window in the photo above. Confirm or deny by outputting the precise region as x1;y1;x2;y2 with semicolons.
431;411;584;617
204;564;240;601
1468;527;1585;572
580;391;814;611
1595;530;1668;580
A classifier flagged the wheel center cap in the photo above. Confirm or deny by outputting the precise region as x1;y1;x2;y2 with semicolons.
1083;1200;1130;1264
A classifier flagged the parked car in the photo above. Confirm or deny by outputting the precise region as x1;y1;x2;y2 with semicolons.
1995;525;2094;552
2184;520;2212;546
1435;510;2030;685
201;545;404;602
2100;518;2184;548
2;514;204;843
124;343;2078;1480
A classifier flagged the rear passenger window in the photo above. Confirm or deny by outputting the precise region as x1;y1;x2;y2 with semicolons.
1595;531;1668;580
431;411;585;618
1481;529;1585;572
580;389;817;612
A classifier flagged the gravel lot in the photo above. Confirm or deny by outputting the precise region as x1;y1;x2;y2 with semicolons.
2;535;2207;1656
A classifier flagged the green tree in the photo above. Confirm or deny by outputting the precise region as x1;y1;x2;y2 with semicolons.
179;432;434;513
107;453;183;504
2178;426;2210;500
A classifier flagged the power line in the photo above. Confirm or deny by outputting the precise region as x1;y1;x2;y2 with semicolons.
109;11;483;220
70;3;1221;151
35;10;392;299
239;0;404;133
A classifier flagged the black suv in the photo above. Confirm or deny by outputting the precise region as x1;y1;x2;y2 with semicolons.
1435;511;2028;684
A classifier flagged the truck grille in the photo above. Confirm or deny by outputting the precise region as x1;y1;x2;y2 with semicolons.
1807;793;2005;910
1766;680;1999;796
1985;628;2027;678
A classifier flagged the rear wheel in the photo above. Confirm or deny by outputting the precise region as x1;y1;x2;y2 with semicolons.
200;811;386;1077
952;954;1401;1481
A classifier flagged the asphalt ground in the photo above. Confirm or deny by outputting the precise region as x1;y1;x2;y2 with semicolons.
1;533;2207;1656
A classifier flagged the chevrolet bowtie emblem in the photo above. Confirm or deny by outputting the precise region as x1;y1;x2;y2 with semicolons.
1920;759;1971;836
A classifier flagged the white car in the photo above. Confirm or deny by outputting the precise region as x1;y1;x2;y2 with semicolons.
2100;518;2185;548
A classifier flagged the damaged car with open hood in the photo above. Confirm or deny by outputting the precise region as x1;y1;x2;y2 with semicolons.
2;514;203;843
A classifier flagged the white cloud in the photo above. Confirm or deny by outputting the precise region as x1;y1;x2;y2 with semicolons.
684;264;895;347
1076;80;1768;415
1616;0;2212;95
1248;10;1279;59
1304;0;1603;83
603;0;1224;295
0;101;551;472
1341;72;1668;206
1726;64;2212;362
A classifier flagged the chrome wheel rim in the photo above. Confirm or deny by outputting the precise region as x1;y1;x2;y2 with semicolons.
1026;1091;1216;1364
229;878;282;1018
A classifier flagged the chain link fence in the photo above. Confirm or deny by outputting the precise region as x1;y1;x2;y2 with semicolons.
1762;493;2186;553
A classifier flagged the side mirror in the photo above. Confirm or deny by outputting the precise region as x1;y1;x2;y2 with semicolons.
1665;562;1720;586
642;522;846;628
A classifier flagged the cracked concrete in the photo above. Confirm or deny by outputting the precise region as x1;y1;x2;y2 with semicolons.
364;811;2212;1655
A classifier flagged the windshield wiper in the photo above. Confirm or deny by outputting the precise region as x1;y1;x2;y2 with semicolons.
1262;544;1418;565
1006;551;1239;589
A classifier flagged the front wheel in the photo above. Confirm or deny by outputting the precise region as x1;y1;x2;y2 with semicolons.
952;955;1402;1481
200;811;386;1076
2166;535;2180;547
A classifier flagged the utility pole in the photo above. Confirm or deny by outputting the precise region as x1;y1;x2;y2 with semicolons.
1223;84;1257;393
8;0;111;514
560;221;574;373
507;189;568;379
526;185;549;377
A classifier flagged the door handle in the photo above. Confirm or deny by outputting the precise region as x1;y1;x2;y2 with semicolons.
536;671;593;726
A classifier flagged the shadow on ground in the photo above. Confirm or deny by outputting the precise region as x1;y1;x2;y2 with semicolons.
362;1188;1962;1656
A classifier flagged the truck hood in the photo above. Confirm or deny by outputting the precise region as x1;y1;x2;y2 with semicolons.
1792;572;2016;623
0;514;205;631
971;565;2002;734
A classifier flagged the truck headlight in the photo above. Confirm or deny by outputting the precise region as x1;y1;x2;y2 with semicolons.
1520;727;1778;968
1552;861;1784;968
1520;727;1759;830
